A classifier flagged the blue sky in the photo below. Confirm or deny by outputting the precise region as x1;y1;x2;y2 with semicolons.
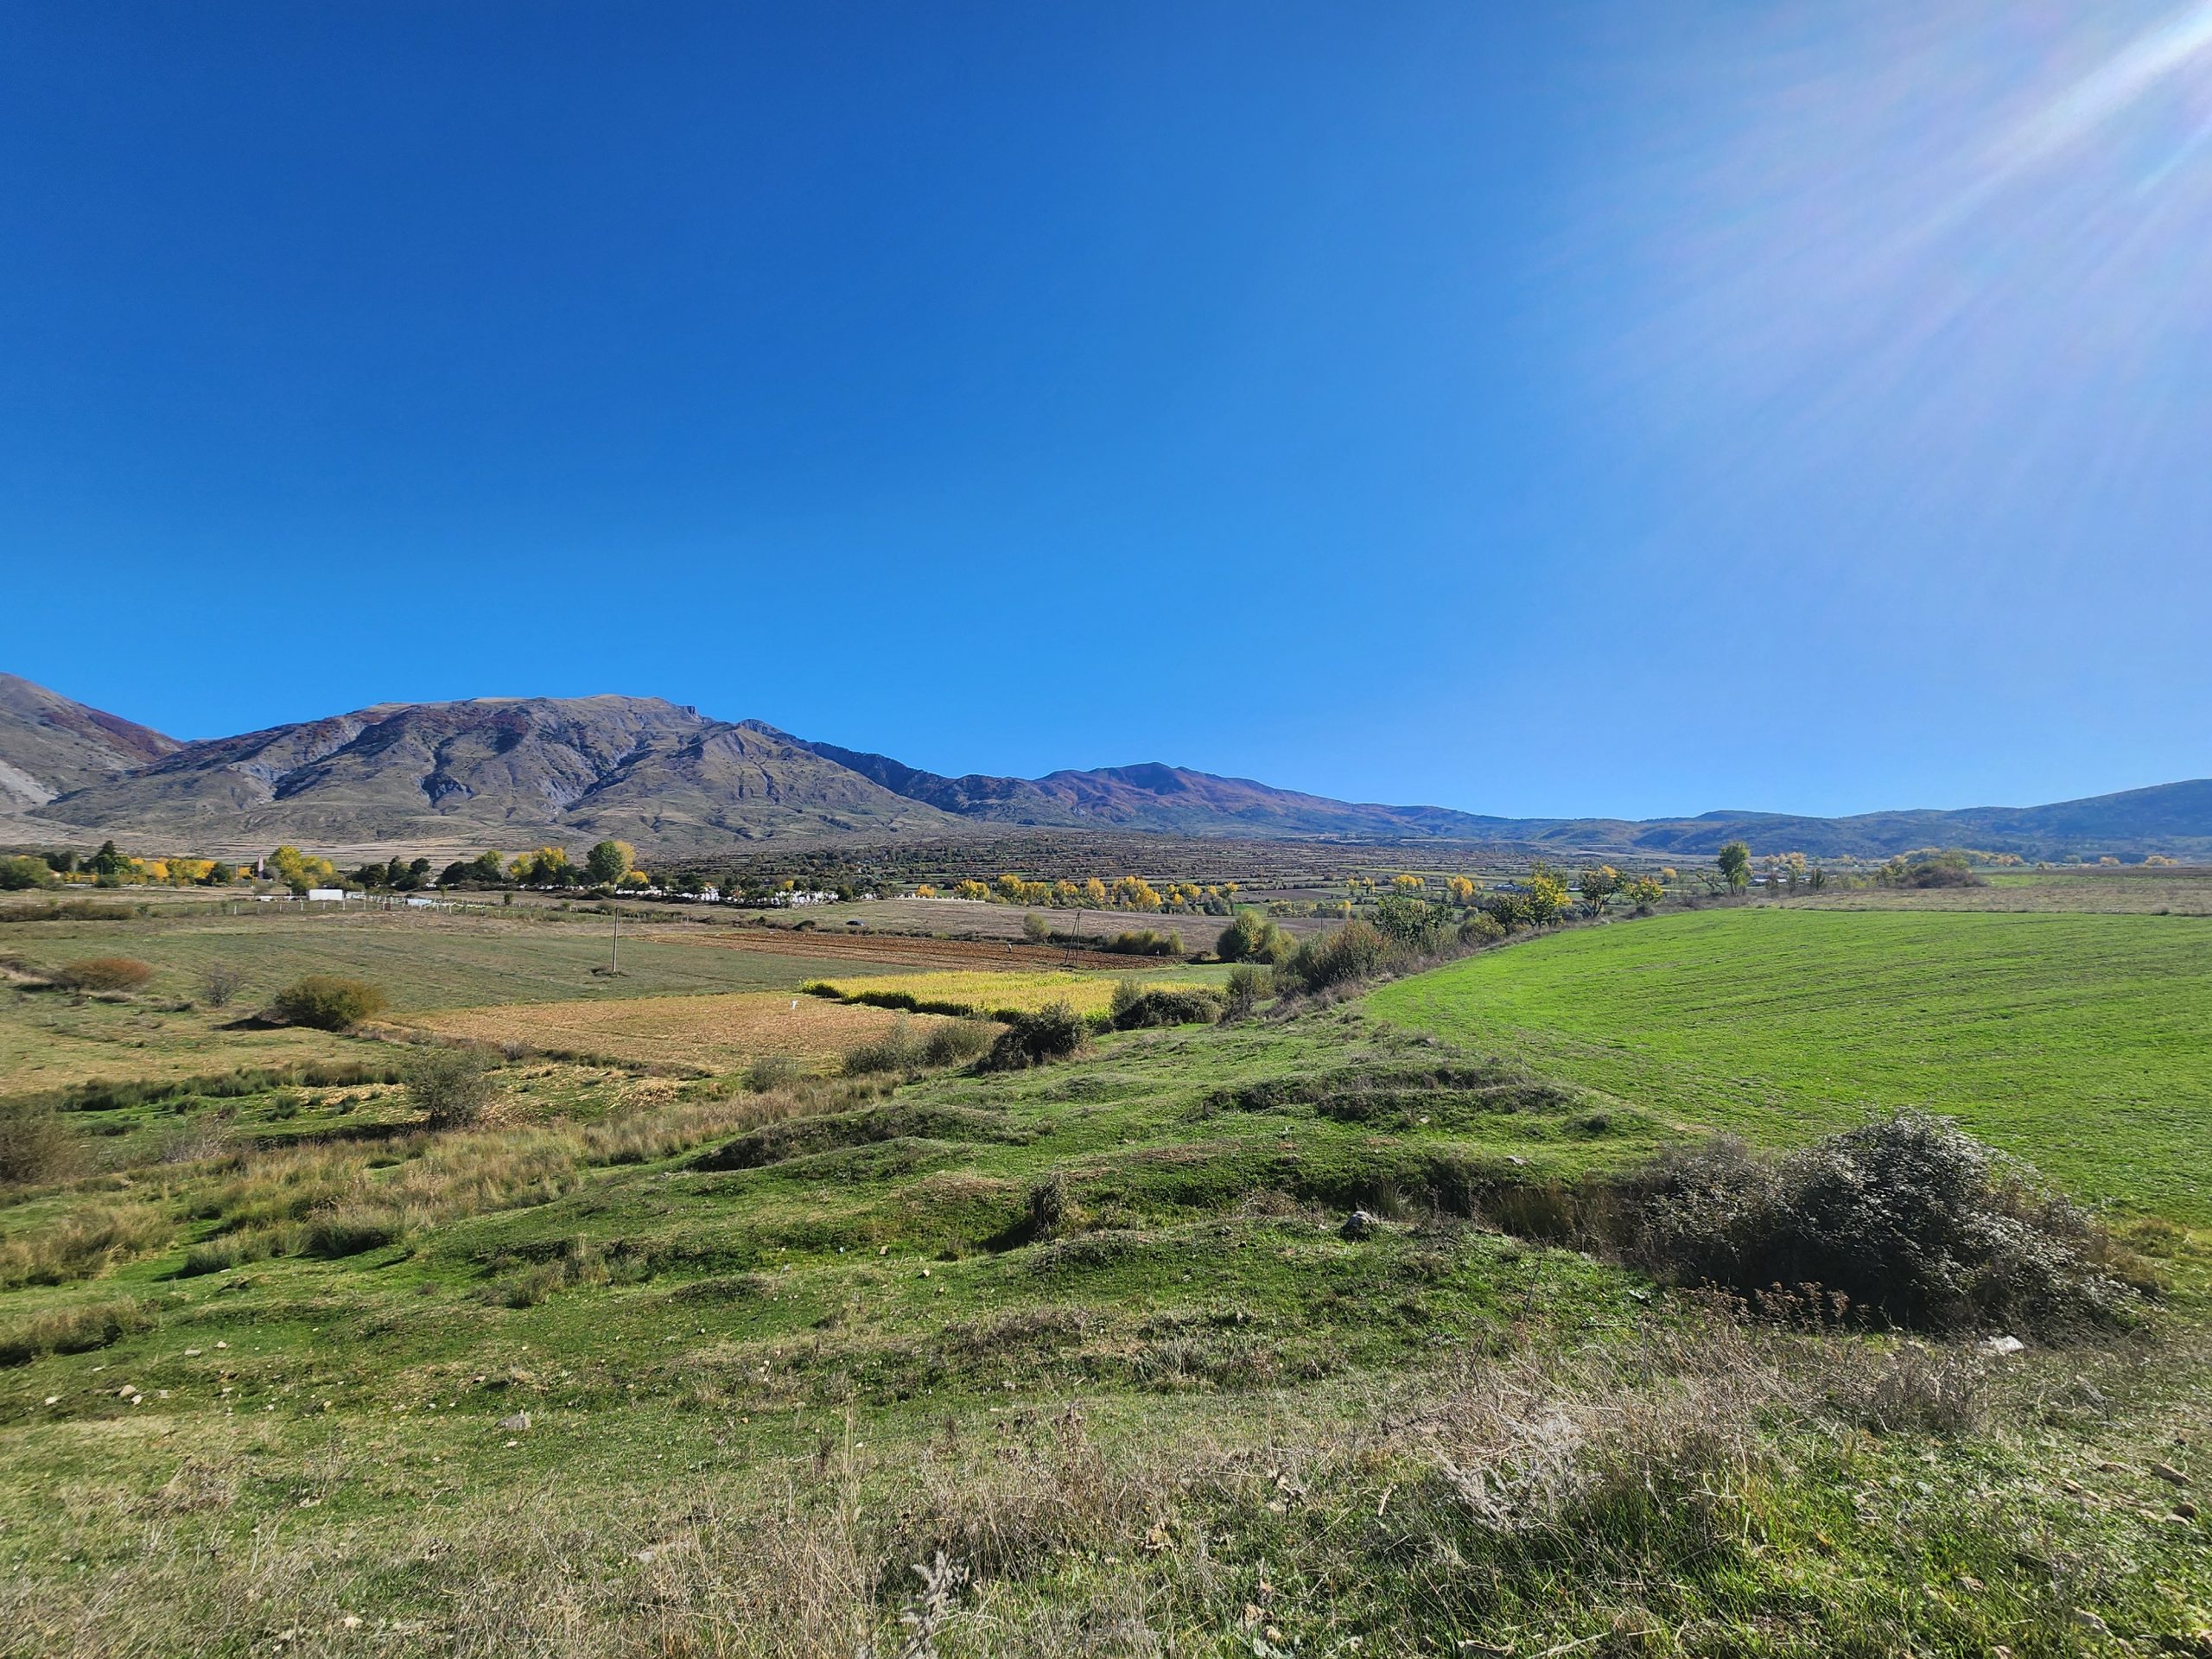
4;2;2208;819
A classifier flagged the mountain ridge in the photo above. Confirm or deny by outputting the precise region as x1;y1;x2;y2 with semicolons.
3;674;2208;861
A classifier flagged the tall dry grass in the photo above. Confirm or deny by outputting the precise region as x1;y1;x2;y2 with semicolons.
179;1085;823;1267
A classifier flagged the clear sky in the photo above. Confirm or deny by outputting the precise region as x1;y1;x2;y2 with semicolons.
4;3;2208;819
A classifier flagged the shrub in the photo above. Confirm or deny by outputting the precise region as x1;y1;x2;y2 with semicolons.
0;1097;82;1185
985;1001;1087;1071
1109;978;1144;1022
1222;963;1274;1020
844;1015;925;1077
1629;1112;2139;1337
745;1053;801;1092
199;962;248;1008
1877;849;1983;889
1457;911;1506;947
1102;929;1183;959
1110;986;1226;1030
54;957;154;993
1372;893;1450;951
268;976;387;1030
920;1018;996;1069
1283;920;1390;993
0;855;55;891
1021;913;1051;944
404;1046;499;1130
1217;909;1291;965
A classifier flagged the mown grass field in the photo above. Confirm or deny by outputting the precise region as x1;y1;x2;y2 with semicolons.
1370;906;2212;1222
804;966;1223;1020
415;990;964;1074
3;896;2211;1653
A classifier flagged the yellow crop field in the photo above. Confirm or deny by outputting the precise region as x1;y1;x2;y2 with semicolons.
415;990;957;1073
803;969;1209;1021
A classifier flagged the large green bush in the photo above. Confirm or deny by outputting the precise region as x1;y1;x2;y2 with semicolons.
268;976;388;1031
1216;908;1291;964
1629;1111;2138;1336
984;1001;1088;1070
1109;985;1226;1030
1283;920;1390;992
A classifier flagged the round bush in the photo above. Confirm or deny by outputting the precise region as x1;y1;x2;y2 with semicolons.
985;1001;1087;1071
268;976;387;1031
53;957;154;993
404;1045;499;1129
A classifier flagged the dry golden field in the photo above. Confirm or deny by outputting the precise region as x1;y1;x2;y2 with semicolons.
411;989;962;1072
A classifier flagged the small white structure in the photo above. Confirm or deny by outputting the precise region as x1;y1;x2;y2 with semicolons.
404;895;437;908
306;887;346;903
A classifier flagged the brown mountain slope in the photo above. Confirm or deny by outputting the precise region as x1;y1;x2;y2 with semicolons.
30;697;959;850
0;672;180;811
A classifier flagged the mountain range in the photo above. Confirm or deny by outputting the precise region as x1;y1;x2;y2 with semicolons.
2;672;2207;861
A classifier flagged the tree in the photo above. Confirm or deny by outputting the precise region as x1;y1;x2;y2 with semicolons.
1578;866;1619;912
1021;912;1051;944
270;844;335;895
1373;892;1449;950
1390;874;1426;896
1217;907;1291;965
1716;841;1751;891
1446;875;1477;905
200;962;247;1008
90;840;128;876
585;839;635;887
0;855;54;891
1525;868;1571;925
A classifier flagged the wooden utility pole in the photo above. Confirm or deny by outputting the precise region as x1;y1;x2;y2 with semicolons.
611;906;620;974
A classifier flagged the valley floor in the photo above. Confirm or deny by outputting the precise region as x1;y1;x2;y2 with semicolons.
2;886;2208;1654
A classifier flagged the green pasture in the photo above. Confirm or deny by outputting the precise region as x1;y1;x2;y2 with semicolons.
1371;906;2212;1221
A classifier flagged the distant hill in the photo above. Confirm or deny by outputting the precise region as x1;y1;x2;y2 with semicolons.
13;690;956;850
791;737;1513;840
0;672;179;812
2;673;2208;861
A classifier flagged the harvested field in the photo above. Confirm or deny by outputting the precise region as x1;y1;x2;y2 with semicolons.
412;990;962;1073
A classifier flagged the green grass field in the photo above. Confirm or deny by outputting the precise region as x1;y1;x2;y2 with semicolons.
1370;906;2212;1221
